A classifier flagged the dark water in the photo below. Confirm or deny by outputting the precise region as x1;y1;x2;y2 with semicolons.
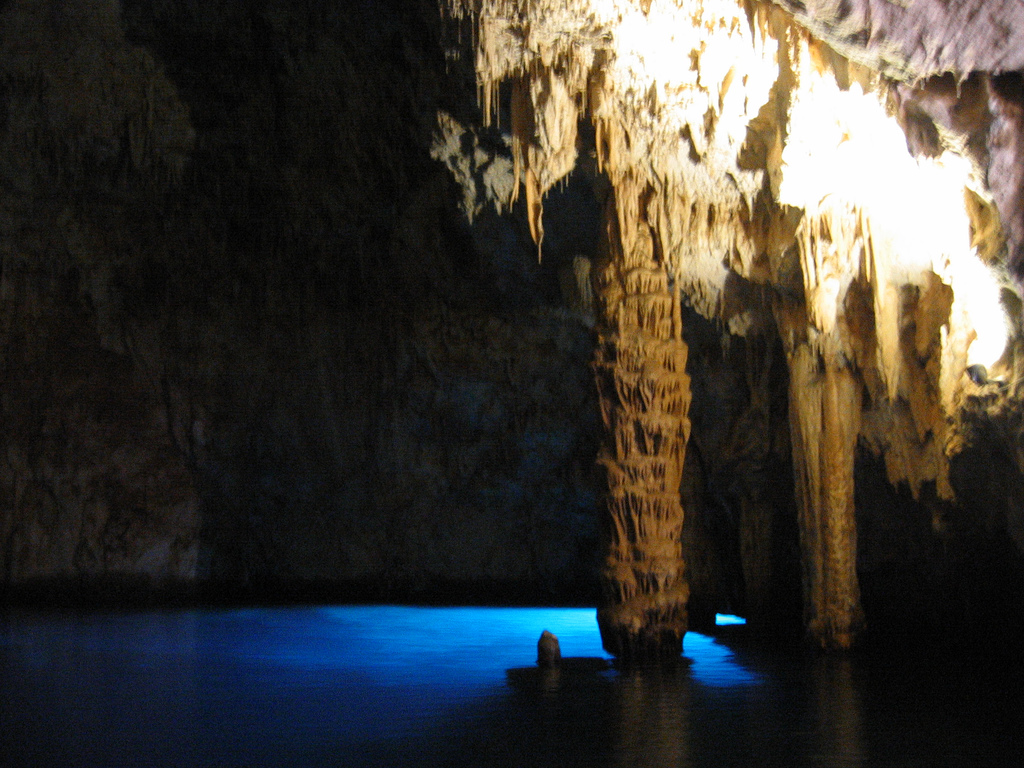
1;605;1021;767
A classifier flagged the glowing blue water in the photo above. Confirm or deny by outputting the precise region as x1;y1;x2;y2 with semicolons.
1;605;1021;767
714;612;746;625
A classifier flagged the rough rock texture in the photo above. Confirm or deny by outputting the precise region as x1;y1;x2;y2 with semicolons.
776;0;1024;327
0;0;200;590
680;310;801;632
0;263;200;587
778;310;865;648
771;0;1024;81
593;193;692;660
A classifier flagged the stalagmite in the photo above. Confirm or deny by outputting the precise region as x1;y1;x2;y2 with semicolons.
593;190;692;661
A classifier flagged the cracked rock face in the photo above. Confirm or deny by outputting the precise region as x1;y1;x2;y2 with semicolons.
443;0;1024;653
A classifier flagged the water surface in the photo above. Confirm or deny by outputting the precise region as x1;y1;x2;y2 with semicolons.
1;605;1021;766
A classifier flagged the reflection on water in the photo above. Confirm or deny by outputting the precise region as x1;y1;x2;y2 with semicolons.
0;605;1021;767
685;632;760;686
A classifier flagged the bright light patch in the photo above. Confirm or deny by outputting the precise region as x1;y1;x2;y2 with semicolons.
593;0;777;192
778;49;974;281
315;605;609;686
954;255;1010;369
777;34;1011;377
715;613;746;625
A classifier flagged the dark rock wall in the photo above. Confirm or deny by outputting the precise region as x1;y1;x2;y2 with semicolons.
0;0;602;601
681;307;802;632
0;263;200;588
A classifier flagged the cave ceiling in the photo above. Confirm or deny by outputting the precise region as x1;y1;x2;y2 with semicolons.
440;0;1024;502
771;0;1024;82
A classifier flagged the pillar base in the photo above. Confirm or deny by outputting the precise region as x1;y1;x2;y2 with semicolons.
807;610;866;651
597;601;687;663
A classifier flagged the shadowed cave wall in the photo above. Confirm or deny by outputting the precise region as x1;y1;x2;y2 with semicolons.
2;0;1024;653
0;0;610;603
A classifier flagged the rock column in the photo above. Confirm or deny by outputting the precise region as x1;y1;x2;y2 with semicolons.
593;194;692;662
784;339;865;649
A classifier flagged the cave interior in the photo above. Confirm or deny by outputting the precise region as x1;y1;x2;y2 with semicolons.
3;0;1024;661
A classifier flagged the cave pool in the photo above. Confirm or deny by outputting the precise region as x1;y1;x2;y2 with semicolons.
2;604;1023;767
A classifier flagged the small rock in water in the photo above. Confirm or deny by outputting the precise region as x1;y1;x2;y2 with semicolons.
537;629;561;668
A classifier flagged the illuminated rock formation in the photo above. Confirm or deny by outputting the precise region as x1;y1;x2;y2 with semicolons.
443;0;1020;652
592;190;692;660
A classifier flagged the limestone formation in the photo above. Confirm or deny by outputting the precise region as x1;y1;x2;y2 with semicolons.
593;191;693;660
0;0;604;598
444;0;1021;652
